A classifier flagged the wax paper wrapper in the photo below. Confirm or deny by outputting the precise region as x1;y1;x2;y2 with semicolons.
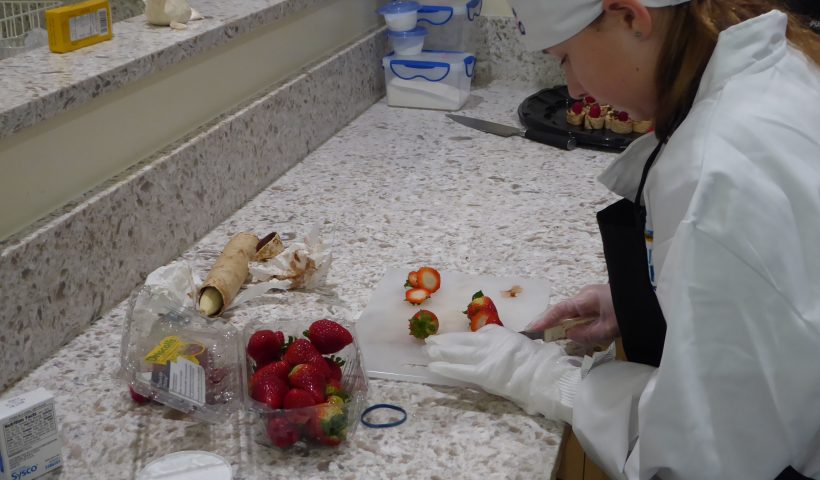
247;224;332;291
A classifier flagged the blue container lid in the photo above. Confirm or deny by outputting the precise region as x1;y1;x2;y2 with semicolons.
377;1;420;15
387;26;427;37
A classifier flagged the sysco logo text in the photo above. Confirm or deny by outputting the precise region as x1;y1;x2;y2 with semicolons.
12;464;37;480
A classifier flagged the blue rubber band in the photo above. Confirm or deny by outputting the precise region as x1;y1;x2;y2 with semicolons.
360;403;407;429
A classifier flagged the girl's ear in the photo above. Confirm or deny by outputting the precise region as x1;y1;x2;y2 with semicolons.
601;0;654;38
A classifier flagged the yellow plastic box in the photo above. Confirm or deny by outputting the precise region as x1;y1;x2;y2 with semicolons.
45;0;112;53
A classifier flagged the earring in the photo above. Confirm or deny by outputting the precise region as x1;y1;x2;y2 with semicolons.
634;31;643;38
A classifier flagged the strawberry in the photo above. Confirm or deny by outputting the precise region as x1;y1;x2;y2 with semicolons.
326;395;345;406
308;355;333;380
617;111;630;121
266;417;301;448
283;388;317;409
588;104;602;118
405;271;420;288
288;364;327;403
469;308;504;332
325;378;348;400
464;291;498;318
304;319;353;355
308;402;348;446
128;386;151;405
251;376;289;409
250;360;291;390
408;309;439;340
584;95;596;105
283;339;322;365
416;267;441;293
246;330;285;366
405;287;431;305
570;101;584;114
324;356;344;381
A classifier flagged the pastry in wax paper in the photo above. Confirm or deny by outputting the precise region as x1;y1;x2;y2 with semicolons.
198;232;259;317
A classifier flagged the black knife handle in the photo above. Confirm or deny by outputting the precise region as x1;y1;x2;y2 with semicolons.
523;129;578;151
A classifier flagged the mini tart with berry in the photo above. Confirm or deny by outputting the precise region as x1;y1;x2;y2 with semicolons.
610;110;634;134
583;95;597;107
632;119;653;134
584;104;605;130
566;101;585;126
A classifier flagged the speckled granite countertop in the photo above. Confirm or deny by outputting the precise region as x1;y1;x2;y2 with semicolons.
1;83;618;479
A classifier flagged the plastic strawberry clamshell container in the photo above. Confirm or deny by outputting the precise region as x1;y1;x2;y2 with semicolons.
120;286;369;449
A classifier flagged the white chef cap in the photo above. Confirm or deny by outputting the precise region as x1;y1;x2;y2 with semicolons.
505;0;690;51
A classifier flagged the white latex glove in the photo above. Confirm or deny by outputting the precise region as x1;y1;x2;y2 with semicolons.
425;324;584;423
527;284;619;346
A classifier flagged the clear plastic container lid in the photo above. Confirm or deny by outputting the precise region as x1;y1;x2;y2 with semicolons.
137;451;232;480
383;49;476;82
387;26;427;37
377;1;420;14
120;286;243;424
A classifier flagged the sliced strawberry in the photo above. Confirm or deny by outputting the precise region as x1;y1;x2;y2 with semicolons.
283;388;317;409
250;360;291;390
304;319;353;355
464;291;498;318
267;417;301;448
251;376;289;409
129;386;151;405
405;288;431;305
588;104;602;118
416;267;441;293
405;271;420;288
283;339;322;365
408;309;439;339
247;329;285;366
570;101;584;114
469;309;504;332
288;364;327;403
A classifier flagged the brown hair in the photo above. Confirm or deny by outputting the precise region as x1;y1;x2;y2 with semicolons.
653;1;820;140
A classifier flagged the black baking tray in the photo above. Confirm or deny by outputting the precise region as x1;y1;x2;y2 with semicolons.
518;86;645;152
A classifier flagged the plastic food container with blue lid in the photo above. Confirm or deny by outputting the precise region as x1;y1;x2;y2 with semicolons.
377;1;420;31
382;50;476;111
387;26;427;56
417;0;482;52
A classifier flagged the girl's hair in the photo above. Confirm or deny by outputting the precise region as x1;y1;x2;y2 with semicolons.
653;1;820;140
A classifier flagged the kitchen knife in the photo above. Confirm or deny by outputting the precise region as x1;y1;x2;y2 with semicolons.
520;317;594;342
446;113;577;151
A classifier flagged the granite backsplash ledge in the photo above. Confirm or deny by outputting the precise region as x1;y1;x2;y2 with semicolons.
0;29;388;392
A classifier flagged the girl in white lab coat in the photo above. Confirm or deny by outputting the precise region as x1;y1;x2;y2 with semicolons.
425;1;820;479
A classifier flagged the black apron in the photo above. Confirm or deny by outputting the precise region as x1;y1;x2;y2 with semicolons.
595;142;811;480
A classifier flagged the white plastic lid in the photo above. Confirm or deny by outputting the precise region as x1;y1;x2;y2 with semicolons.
137;451;232;480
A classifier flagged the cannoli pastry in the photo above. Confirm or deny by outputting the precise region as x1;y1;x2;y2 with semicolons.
584;103;605;130
632;119;653;134
566;101;585;126
610;110;633;134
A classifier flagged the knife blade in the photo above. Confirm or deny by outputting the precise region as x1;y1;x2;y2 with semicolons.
446;113;577;151
519;317;594;342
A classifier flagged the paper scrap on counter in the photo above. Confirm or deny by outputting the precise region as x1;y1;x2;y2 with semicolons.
248;223;332;291
144;260;201;308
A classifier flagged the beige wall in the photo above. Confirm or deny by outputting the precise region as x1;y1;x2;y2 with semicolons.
0;0;380;241
483;0;512;16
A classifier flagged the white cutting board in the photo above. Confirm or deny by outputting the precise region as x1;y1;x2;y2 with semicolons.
355;268;552;387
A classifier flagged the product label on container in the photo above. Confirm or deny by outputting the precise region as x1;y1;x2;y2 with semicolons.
145;336;205;366
0;389;62;480
68;8;109;42
151;358;206;407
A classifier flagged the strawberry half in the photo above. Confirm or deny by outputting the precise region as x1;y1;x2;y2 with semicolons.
405;288;431;305
464;291;503;332
405;271;420;288
251;376;289;409
246;329;285;366
283;338;322;365
288;364;327;403
416;267;441;293
408;309;439;339
469;309;504;332
304;319;353;355
250;360;291;390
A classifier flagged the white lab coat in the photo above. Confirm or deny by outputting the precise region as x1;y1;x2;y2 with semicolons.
574;11;820;479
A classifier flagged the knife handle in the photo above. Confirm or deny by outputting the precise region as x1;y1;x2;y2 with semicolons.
523;129;577;151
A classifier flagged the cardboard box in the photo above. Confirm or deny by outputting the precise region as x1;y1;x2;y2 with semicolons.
0;388;62;480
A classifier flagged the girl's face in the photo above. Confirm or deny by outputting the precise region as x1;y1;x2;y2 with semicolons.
546;5;663;120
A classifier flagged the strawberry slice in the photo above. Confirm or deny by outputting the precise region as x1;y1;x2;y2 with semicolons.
469;309;504;332
405;271;420;288
416;267;441;293
408;309;439;339
304;319;353;355
464;291;503;332
405;288;431;305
